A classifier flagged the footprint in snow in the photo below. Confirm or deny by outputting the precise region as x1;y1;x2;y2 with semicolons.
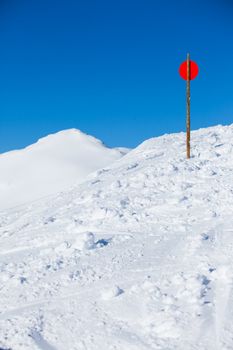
44;216;56;225
201;233;210;241
95;238;111;247
53;234;111;256
127;163;138;170
101;285;124;300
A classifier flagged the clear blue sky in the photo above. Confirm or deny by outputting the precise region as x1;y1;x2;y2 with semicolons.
0;0;233;152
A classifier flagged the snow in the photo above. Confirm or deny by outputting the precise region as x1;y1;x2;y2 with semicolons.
0;129;128;210
1;124;233;349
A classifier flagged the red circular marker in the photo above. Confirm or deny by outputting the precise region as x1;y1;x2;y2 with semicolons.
179;60;199;80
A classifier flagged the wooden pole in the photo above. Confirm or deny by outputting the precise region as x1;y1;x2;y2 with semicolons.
186;53;191;159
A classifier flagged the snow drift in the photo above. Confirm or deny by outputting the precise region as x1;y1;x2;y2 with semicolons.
0;129;128;210
1;124;233;350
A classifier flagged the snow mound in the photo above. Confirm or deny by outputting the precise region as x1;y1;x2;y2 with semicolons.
0;129;128;210
1;124;233;349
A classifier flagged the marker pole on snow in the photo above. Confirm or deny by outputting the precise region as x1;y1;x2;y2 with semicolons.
179;54;199;159
186;53;191;159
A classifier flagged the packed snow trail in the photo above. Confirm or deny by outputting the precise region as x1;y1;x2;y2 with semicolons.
1;125;233;349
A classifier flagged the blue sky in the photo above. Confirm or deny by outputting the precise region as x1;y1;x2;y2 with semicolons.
0;0;233;152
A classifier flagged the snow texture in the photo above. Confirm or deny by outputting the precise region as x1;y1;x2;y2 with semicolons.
1;124;233;349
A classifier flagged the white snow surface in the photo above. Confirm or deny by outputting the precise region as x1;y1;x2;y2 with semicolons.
1;124;233;349
0;129;128;210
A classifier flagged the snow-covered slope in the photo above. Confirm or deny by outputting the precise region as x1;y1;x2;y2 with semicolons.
0;129;128;210
1;124;233;350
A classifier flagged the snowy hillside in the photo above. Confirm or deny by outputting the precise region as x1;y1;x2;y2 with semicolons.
0;129;128;210
1;124;233;350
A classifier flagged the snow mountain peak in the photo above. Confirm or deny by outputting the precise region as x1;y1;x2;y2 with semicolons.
0;129;129;210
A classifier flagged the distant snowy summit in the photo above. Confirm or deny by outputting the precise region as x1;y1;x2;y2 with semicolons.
0;129;129;210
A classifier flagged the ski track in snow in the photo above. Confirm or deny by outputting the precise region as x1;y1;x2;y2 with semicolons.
1;125;233;349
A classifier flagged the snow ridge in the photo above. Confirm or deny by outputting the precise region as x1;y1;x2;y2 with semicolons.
1;124;233;349
0;129;128;210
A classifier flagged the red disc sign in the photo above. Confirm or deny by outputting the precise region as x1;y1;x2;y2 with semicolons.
179;60;199;80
